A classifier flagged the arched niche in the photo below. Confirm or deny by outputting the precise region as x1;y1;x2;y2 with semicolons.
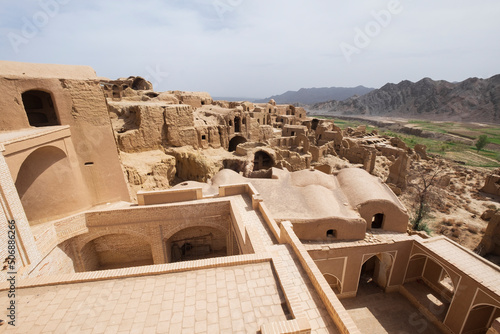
253;150;273;171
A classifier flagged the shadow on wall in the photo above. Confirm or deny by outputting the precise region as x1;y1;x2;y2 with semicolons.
78;234;154;271
15;146;89;224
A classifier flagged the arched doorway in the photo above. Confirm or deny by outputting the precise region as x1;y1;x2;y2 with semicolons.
253;151;273;171
22;90;59;127
15;146;89;224
166;226;229;263
358;253;394;294
228;136;247;152
462;304;500;334
79;234;153;271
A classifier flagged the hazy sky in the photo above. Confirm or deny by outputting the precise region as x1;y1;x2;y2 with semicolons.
1;0;499;98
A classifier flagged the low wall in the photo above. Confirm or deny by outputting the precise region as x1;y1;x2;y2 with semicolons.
137;187;203;205
280;221;361;334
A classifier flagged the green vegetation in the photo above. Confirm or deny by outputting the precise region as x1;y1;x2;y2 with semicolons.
324;118;378;132
314;116;500;168
409;169;442;235
381;131;500;167
475;135;489;152
407;119;500;145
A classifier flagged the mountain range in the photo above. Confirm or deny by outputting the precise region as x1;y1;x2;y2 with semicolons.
310;76;500;123
253;86;374;104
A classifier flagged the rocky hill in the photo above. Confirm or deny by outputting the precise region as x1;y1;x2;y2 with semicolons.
255;86;374;104
311;76;500;123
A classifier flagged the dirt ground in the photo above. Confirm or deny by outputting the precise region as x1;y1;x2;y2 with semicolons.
396;157;498;253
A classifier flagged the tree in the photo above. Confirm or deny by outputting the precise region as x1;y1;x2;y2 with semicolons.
408;167;442;232
475;135;489;153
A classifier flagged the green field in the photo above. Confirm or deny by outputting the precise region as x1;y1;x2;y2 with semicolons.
408;120;500;145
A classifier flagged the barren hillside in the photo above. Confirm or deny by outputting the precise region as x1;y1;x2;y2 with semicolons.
311;75;500;123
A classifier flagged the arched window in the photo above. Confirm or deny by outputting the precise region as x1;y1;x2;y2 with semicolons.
22;90;59;127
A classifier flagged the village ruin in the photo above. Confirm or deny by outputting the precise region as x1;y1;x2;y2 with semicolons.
0;61;499;333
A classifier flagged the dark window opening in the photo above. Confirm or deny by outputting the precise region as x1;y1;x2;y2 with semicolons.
312;119;319;131
371;213;384;229
201;135;207;140
145;92;159;98
201;101;205;105
327;229;336;238
22;90;59;127
112;85;120;99
291;131;296;136
234;116;241;132
132;77;150;90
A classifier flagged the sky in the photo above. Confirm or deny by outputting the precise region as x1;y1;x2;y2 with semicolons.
1;0;499;98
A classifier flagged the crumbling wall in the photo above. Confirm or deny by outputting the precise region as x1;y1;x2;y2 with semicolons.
121;150;176;200
167;147;223;182
171;91;213;108
274;148;311;172
164;104;198;147
475;213;500;256
481;168;500;196
109;102;167;152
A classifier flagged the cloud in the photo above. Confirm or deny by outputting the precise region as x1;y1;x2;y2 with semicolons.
1;0;499;97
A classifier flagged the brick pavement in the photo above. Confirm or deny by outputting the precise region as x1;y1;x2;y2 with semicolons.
0;262;287;334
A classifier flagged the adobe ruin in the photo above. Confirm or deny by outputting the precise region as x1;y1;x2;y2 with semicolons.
0;61;499;333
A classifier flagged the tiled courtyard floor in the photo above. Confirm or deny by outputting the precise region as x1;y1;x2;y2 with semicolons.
0;262;288;334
